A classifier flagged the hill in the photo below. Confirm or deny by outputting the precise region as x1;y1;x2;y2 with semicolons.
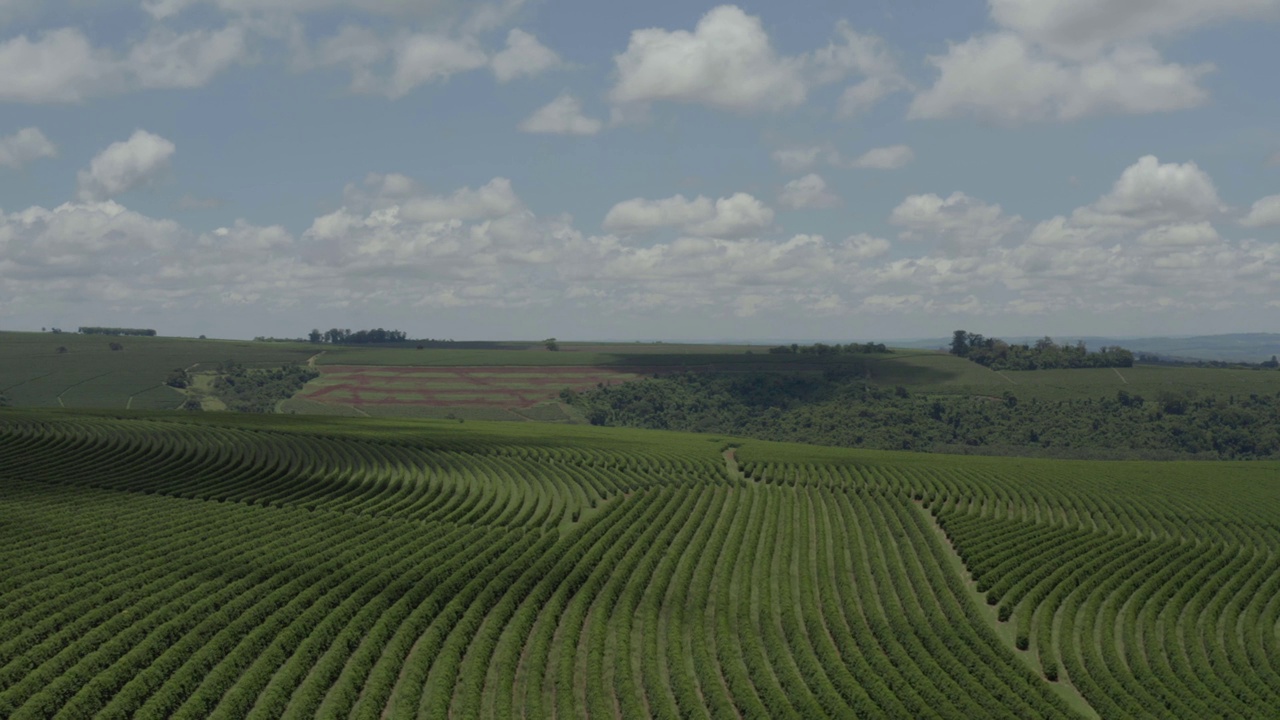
2;408;1278;717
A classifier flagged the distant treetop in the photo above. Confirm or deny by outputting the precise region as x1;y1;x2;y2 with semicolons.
949;330;1134;370
79;327;156;337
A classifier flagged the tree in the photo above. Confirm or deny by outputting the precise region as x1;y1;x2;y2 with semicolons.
309;328;322;343
544;338;560;351
950;330;969;357
109;342;124;351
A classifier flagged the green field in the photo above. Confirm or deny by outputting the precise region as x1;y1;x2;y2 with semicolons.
0;332;316;410
7;330;1279;415
2;408;1278;718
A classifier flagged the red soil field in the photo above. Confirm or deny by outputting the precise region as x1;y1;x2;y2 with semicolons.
296;365;664;409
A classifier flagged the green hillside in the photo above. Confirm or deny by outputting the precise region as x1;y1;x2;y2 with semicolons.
0;332;315;410
2;408;1278;718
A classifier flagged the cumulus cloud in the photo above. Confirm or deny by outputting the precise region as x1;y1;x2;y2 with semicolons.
610;5;806;112
0;29;112;103
987;0;1279;60
0;127;56;168
905;0;1262;124
909;34;1210;123
518;94;603;135
3;156;1277;332
603;191;773;238
0;25;247;103
1071;155;1223;228
778;174;840;210
1240;194;1280;228
399;177;524;223
76;130;176;202
610;5;902;116
850;144;914;170
491;29;561;83
890;192;1021;248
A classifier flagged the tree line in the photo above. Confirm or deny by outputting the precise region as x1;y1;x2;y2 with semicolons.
78;327;157;337
563;369;1280;460
308;328;408;344
950;330;1134;370
766;342;891;355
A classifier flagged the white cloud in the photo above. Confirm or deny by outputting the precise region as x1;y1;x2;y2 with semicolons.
0;127;56;168
602;194;715;234
812;20;909;117
610;5;806;112
603;191;773;238
491;29;561;83
1073;155;1223;228
890;192;1020;248
850;144;914;170
610;6;902;116
988;0;1279;60
126;25;247;89
778;174;839;210
399;177;524;223
840;233;890;260
909;33;1211;123
518;94;602;135
771;146;831;173
0;29;112;102
1240;194;1280;228
3;160;1278;329
1135;222;1221;247
0;25;247;103
386;34;488;98
76;130;176;202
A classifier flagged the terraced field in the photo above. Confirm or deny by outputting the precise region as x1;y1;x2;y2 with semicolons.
2;409;1278;718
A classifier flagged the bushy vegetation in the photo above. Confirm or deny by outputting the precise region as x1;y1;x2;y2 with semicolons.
766;341;891;355
1;410;1278;718
211;361;319;412
308;327;409;344
563;370;1280;459
78;326;157;337
951;330;1134;370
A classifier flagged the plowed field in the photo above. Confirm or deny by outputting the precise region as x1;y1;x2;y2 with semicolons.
294;365;660;410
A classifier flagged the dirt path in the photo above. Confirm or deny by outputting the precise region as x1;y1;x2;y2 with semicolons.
722;448;745;483
916;501;1100;719
1112;368;1129;384
307;351;326;368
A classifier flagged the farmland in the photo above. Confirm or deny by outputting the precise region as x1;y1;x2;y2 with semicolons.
0;332;315;410
2;408;1279;717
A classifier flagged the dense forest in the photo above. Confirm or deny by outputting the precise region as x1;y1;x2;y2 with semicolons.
204;361;319;413
950;330;1134;370
563;370;1280;460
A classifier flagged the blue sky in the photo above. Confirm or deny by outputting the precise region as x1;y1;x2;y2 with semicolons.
1;0;1278;341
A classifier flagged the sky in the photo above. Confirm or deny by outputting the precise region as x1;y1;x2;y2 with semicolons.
1;0;1279;342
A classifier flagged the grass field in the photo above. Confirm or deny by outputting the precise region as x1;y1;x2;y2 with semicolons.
0;332;315;410
2;408;1278;718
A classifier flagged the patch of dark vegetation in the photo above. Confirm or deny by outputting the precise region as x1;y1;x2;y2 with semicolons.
951;329;1134;370
563;370;1280;460
79;326;157;337
212;360;319;413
